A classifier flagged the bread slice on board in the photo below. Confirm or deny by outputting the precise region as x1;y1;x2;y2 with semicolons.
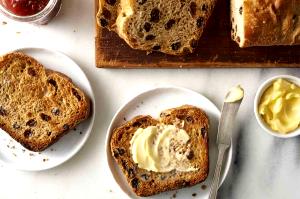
231;0;300;47
0;52;90;152
110;105;209;196
97;0;217;55
97;0;120;30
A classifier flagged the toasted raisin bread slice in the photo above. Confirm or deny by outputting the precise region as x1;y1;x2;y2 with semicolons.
97;0;120;30
0;52;90;152
111;105;209;197
113;0;217;55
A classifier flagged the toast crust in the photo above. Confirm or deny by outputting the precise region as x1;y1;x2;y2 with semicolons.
111;105;209;196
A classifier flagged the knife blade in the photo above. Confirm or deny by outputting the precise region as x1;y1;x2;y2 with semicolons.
208;86;244;199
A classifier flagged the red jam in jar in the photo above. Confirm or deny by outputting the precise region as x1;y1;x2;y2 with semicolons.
1;0;50;16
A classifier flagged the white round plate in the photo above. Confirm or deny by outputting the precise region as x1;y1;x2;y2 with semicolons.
106;86;232;199
0;47;95;171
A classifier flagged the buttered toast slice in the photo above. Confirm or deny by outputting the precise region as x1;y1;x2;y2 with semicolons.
0;52;90;152
111;105;209;196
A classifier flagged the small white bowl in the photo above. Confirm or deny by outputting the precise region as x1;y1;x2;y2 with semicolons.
254;75;300;138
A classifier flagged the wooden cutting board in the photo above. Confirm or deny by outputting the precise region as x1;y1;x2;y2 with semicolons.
95;0;300;68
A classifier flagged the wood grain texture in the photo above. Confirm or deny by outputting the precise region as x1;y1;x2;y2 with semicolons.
95;0;300;68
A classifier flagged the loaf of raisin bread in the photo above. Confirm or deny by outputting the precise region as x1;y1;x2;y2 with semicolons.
0;52;90;152
97;0;217;55
111;105;209;196
231;0;300;47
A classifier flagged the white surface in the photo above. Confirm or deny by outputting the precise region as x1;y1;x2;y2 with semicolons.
0;1;299;199
254;75;300;138
106;86;232;199
0;48;95;171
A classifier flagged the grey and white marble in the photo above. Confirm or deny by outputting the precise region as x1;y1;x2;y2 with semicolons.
0;1;299;199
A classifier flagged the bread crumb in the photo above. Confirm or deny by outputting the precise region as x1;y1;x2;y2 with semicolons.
201;184;207;190
73;128;77;131
6;144;16;149
73;30;76;32
2;21;7;25
109;189;112;193
212;54;219;61
43;158;49;162
79;132;82;135
192;193;197;197
123;117;127;121
50;148;54;151
16;32;21;34
170;191;177;198
22;149;25;152
12;153;17;157
29;153;35;156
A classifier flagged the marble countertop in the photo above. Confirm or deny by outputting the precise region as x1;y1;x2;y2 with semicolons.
0;1;299;199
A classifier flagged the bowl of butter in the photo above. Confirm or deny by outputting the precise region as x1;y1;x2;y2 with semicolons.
254;75;300;138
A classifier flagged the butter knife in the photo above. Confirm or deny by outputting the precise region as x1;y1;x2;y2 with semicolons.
208;86;244;199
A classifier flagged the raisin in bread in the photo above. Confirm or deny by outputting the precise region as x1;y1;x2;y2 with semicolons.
231;0;300;47
0;52;90;152
97;0;120;30
111;105;209;196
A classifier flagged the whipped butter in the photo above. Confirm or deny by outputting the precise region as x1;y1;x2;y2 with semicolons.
130;124;198;172
225;85;244;103
258;79;300;134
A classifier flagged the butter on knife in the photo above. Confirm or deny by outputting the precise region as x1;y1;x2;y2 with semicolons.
225;85;244;103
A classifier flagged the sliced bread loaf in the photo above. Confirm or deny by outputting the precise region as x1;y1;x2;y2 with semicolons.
115;0;217;55
231;0;300;47
110;105;209;196
97;0;217;55
0;52;90;152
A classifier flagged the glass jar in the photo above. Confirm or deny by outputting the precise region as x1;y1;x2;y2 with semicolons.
0;0;62;25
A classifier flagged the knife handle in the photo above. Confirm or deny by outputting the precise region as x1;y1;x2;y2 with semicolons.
208;144;228;199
